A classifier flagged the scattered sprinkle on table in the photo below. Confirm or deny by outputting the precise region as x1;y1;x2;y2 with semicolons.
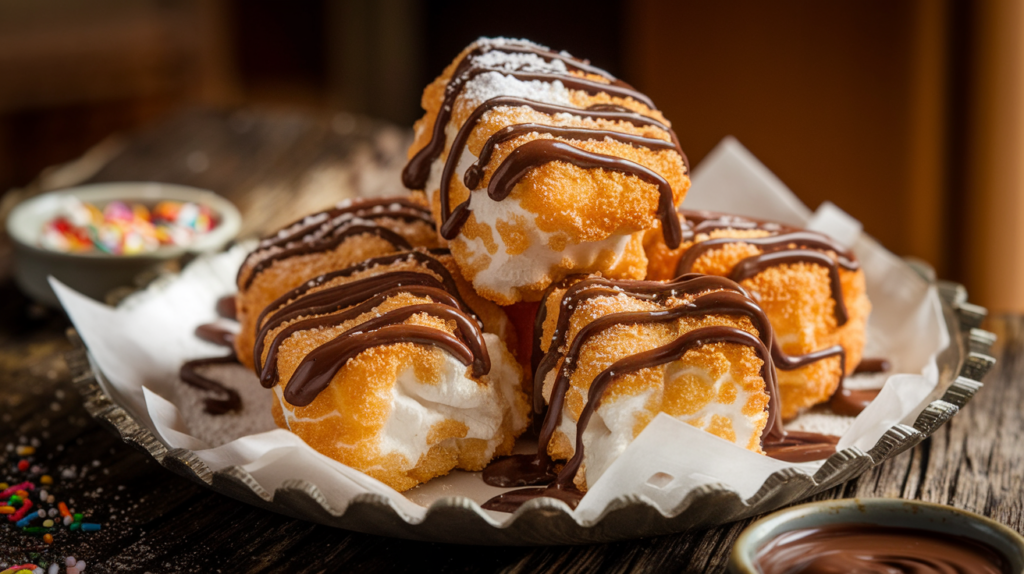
1;438;107;573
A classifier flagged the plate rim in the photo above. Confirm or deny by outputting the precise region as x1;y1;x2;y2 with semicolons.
62;277;997;545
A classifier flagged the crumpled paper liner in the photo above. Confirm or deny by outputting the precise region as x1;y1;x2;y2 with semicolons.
53;137;949;525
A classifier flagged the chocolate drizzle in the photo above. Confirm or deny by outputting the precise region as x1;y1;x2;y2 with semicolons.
484;323;777;511
254;251;469;330
483;274;856;510
402;38;687;248
254;251;491;408
464;124;677;190
530;276;778;434
241;225;411;290
484;139;682;247
239;198;434;290
283;323;480;407
437;96;685;245
675;211;859;325
262;197;434;251
674;210;888;418
403;39;654;189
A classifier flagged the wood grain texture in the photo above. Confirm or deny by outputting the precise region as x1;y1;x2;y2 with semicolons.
0;110;1019;573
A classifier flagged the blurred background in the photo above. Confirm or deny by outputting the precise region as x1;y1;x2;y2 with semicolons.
0;0;1022;311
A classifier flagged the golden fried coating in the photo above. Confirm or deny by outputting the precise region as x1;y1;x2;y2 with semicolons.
406;38;690;305
234;204;440;369
644;219;871;420
537;283;771;490
260;254;529;492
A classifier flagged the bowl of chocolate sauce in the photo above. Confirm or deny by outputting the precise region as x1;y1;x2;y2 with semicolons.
729;498;1024;574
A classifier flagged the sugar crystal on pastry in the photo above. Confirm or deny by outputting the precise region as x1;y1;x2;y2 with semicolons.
529;276;775;491
480;271;848;511
255;249;529;492
233;196;440;369
645;210;871;419
403;38;691;304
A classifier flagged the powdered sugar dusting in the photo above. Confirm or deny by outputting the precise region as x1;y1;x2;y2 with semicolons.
459;71;573;110
471;51;569;74
174;363;276;447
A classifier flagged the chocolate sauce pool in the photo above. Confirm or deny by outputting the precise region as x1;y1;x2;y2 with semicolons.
755;523;1011;574
830;357;891;417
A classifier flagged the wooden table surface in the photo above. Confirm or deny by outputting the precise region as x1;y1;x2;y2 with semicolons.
0;109;1020;573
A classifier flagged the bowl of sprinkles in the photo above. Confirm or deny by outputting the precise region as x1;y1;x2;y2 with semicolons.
6;182;241;306
729;498;1024;574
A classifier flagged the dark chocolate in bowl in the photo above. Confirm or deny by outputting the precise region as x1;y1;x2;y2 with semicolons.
729;498;1024;574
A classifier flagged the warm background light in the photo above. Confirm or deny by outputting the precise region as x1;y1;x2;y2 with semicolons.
1;0;1021;311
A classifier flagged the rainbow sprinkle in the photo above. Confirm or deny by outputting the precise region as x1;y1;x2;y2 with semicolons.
40;196;219;255
1;438;104;573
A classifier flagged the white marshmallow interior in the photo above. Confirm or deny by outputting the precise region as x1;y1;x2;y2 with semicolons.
422;43;638;300
275;333;526;471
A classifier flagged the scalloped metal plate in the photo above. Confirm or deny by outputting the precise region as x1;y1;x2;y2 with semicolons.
64;280;995;545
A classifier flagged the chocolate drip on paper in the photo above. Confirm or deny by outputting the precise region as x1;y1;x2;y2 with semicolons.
181;294;243;415
180;355;243;415
829;357;890;416
762;430;840;463
216;295;237;320
854;357;890;373
195;323;235;348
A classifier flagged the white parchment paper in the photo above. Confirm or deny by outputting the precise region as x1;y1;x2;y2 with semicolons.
52;138;949;526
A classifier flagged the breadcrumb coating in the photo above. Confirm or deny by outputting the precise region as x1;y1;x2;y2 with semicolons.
645;224;870;419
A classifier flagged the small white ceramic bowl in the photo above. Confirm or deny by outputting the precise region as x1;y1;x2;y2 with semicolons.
730;498;1024;573
6;182;241;307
